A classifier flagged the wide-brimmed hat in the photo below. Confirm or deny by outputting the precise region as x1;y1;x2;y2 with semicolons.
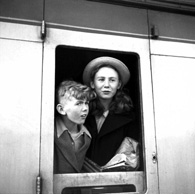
82;56;130;87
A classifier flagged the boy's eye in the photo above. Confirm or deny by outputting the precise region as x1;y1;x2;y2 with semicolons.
76;101;83;105
76;101;89;106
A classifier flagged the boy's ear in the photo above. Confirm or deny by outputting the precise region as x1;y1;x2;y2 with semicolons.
56;104;66;115
90;81;95;89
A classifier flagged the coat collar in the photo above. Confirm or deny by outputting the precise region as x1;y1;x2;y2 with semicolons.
55;131;79;172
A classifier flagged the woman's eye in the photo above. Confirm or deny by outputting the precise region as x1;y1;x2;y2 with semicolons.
97;78;104;81
110;79;116;82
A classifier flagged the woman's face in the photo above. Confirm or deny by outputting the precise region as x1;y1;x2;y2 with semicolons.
90;66;121;100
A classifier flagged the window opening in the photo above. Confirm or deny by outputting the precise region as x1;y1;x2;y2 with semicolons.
54;45;145;193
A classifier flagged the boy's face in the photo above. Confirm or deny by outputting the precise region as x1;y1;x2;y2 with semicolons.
60;96;89;125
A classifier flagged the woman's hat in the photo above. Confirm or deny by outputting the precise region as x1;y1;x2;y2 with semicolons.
82;56;130;87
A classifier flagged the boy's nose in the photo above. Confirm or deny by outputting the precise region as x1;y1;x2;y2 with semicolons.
82;104;88;111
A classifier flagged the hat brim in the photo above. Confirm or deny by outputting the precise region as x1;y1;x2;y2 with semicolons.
82;56;130;87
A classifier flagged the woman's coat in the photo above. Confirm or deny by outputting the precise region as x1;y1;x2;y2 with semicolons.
85;112;140;166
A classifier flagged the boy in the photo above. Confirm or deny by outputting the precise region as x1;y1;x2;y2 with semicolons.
54;80;95;173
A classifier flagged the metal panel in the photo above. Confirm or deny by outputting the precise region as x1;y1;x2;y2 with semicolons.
148;10;195;41
45;0;148;37
0;0;44;21
0;38;42;194
89;0;195;16
54;172;144;193
152;55;195;194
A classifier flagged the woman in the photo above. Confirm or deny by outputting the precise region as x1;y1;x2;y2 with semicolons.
82;56;140;166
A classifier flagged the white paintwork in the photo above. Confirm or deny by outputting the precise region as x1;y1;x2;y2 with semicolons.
152;55;195;194
150;39;195;58
0;21;42;42
0;33;43;193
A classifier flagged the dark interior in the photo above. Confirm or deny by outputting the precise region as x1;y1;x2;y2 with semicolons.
55;45;143;171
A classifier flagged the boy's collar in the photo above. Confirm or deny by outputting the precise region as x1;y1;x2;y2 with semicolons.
56;117;91;138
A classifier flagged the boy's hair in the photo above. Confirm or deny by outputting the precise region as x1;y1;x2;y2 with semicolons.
56;80;95;105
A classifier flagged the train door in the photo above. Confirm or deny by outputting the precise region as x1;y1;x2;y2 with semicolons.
149;10;195;194
0;1;44;193
40;1;158;193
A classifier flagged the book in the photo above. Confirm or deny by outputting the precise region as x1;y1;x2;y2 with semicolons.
101;153;138;172
83;153;138;172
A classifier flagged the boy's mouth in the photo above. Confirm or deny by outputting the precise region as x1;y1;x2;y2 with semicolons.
81;114;87;119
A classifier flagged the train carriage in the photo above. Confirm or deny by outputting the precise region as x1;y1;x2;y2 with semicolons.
0;0;195;194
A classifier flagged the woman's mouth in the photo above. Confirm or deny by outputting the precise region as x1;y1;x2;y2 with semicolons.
102;91;110;94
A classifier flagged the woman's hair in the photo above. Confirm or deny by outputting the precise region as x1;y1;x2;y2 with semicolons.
89;64;133;116
56;80;96;105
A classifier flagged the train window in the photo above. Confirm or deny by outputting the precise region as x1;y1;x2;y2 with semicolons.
54;45;145;193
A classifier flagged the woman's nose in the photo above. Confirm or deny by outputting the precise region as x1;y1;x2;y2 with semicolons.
104;79;110;87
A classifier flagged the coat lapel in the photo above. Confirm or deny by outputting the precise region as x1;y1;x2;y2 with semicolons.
54;126;80;172
86;114;133;138
98;113;133;137
85;115;98;137
77;132;91;153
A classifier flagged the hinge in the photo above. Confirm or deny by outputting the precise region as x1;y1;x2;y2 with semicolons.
36;175;42;194
151;25;159;39
41;20;46;40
